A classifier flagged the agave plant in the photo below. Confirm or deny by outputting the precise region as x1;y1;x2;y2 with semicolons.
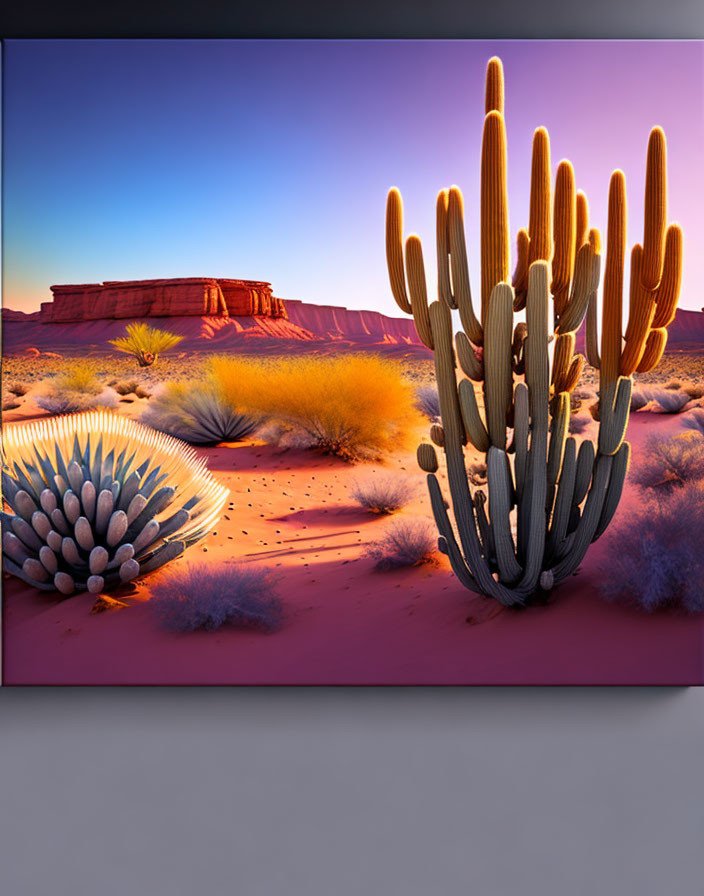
1;411;228;595
140;382;260;445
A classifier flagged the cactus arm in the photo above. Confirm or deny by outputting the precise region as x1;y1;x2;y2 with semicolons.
513;382;529;495
487;447;522;583
385;188;412;314
405;234;434;349
601;171;627;394
650;224;683;329
512;228;530;311
417;443;438;473
551;452;613;582
619;245;656;376
426;473;484;596
480;111;510;325
436;189;454;309
593;441;631;540
585;229;602;369
458;379;490;452
551;333;576;391
545;436;577;561
546;391;569;513
636;327;668;373
527;128;552;265
485;56;504;114
483;283;514;449
599;376;632;456
516;262;550;592
641;127;667;291
575;190;589;265
455;332;484;381
448;187;483;345
556;242;600;335
551;160;577;316
573;439;596;506
473;491;496;564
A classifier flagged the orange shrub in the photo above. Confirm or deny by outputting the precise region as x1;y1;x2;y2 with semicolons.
209;354;422;460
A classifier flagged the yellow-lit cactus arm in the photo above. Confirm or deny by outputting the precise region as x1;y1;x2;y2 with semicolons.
385;188;412;314
651;223;683;329
527;128;552;265
601;171;627;392
512;228;530;311
404;235;434;349
448;187;483;345
641;127;667;291
585;228;602;369
551;160;577;316
485;56;504;114
480;111;510;325
620;244;656;376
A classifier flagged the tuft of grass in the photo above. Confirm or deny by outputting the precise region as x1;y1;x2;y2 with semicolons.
630;432;704;492
366;519;437;570
681;408;704;438
210;354;422;461
630;389;649;412
109;322;183;367
600;481;704;613
645;387;691;414
141;381;260;445
149;564;283;632
350;473;416;514
415;385;441;420
35;388;119;415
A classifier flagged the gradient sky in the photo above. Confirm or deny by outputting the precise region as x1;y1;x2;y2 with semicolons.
3;39;703;316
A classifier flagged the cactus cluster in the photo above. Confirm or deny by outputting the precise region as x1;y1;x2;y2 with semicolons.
2;411;228;595
385;56;683;605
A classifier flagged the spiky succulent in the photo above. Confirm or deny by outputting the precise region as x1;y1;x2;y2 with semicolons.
140;382;260;445
1;411;229;595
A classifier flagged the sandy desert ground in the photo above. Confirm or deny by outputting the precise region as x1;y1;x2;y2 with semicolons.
2;348;704;685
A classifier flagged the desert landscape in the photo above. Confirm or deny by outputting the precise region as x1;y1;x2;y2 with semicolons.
3;44;704;686
2;287;704;685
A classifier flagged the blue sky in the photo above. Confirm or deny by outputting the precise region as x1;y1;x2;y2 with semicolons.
3;40;702;315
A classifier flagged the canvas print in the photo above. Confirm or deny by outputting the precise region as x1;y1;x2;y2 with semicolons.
2;39;703;685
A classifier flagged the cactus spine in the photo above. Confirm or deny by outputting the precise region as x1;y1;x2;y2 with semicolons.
384;56;683;605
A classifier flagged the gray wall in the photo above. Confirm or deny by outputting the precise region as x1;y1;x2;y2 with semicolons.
1;687;702;895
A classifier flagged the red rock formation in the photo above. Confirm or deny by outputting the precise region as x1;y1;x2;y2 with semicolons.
284;299;421;344
42;278;287;323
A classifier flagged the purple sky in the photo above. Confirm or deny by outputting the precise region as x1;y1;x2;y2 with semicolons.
3;40;703;315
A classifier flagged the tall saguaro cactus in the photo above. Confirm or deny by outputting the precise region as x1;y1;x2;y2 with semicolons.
385;56;683;605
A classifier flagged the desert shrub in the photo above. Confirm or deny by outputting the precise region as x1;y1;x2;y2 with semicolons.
681;408;704;437
468;462;487;486
7;381;29;396
350;473;415;514
2;395;21;411
210;354;421;461
109;322;183;367
35;363;118;414
645;387;691;414
415;385;441;420
600;482;704;613
366;519;437;570
662;379;703;398
114;379;151;398
630;388;649;412
149;565;283;632
141;381;259;445
630;432;704;491
568;413;592;435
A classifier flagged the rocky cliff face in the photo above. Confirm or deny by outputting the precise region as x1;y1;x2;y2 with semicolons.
42;278;287;322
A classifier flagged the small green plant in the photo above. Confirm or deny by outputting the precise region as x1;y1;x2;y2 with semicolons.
109;322;183;367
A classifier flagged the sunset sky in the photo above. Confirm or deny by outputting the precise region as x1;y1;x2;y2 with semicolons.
3;39;703;315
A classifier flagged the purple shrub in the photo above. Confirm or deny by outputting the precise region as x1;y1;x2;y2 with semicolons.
631;433;704;492
366;519;437;570
415;385;441;420
681;408;704;437
149;564;283;632
350;473;416;514
600;481;704;613
645;387;691;414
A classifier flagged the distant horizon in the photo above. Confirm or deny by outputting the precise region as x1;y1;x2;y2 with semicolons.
4;39;703;316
